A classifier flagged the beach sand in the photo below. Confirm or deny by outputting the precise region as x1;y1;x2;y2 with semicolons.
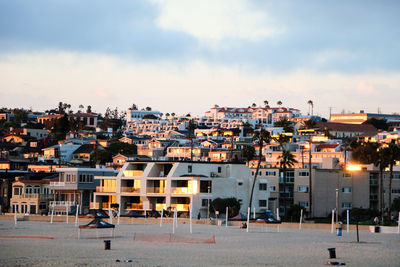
0;219;398;266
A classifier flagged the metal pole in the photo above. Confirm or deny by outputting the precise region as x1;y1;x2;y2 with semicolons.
189;206;192;234
347;209;350;233
356;221;359;242
277;208;280;232
253;207;256;220
207;185;210;220
331;209;335;233
117;203;121;225
398;211;400;234
309;140;312;218
299;209;303;230
335;188;339;225
75;204;79;227
225;206;228;227
160;209;164;227
50;203;54;224
246;207;250;233
144;208;147;225
66;203;69;224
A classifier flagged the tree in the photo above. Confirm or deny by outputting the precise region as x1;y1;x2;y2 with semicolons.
108;141;137;156
264;100;269;108
143;114;158;120
171;112;175;117
53;114;70;140
274;118;293;133
249;128;272;213
86;105;92;113
211;198;241;218
382;143;400;216
362;118;388;131
241;145;255;163
145;106;152;111
278;149;298;219
301;119;316;130
91;149;112;165
277;101;282;107
130;104;138;110
307;100;314;116
251;103;257;108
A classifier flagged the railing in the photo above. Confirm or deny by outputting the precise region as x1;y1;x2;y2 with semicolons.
170;204;190;211
50;201;76;206
123;170;144;177
96;186;116;193
146;187;166;194
121;187;140;193
171;187;190;194
50;181;65;187
129;203;143;210
16;193;53;199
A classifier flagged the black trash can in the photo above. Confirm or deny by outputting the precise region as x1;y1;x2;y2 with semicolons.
328;248;336;259
104;240;111;250
374;226;380;233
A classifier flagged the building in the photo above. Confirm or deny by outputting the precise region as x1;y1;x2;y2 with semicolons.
92;161;270;218
49;167;118;214
10;177;55;214
126;109;162;122
251;160;400;218
330;110;400;124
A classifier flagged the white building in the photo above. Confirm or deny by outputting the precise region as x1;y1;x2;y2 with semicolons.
126;109;162;123
92;161;270;217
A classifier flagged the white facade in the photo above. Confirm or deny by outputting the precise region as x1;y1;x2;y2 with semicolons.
93;161;270;217
126;109;162;123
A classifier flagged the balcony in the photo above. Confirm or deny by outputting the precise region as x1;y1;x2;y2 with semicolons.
123;170;143;177
96;186;116;193
50;201;76;206
129;203;144;210
50;181;78;190
171;187;195;194
121;187;140;193
146;187;166;194
50;181;65;187
170;204;190;211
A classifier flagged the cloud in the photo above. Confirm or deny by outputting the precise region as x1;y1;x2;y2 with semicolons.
1;51;399;117
153;0;281;43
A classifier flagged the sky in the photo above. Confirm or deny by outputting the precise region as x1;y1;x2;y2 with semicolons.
1;0;399;118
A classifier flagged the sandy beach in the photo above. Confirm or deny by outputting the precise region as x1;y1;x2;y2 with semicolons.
0;218;399;267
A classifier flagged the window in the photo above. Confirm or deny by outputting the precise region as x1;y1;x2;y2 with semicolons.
299;201;308;208
218;167;222;173
259;200;267;207
200;181;212;193
39;202;47;210
343;172;352;178
298;171;309;177
25;186;33;194
33;186;40;194
266;171;276;176
259;183;267;191
188;165;192;173
392;188;400;194
201;199;209;207
298;186;308;193
238;182;243;186
393;173;400;179
269;186;276;192
342;202;352;208
13;187;22;196
342;187;352;193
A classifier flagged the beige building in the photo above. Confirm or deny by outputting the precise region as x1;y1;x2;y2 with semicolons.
251;162;400;218
10;178;55;214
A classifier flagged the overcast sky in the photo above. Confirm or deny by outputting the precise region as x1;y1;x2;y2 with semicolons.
1;0;399;118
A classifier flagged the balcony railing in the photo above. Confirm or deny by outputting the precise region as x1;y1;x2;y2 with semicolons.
129;203;144;210
50;201;76;206
123;170;144;177
170;204;190;211
15;193;53;199
96;186;116;193
146;187;166;194
171;187;191;194
50;181;65;187
121;187;140;193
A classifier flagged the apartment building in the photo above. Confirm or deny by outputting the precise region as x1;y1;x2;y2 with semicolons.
92;161;270;218
251;162;400;218
50;167;118;214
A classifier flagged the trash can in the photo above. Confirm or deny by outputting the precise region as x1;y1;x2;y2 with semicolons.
328;248;336;259
374;226;380;233
104;240;111;250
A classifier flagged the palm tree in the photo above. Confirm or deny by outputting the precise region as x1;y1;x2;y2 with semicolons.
278;149;298;219
264;100;269;108
251;103;257;108
307;100;314;116
277;101;282;107
373;146;389;219
249;128;272;214
382;143;400;216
